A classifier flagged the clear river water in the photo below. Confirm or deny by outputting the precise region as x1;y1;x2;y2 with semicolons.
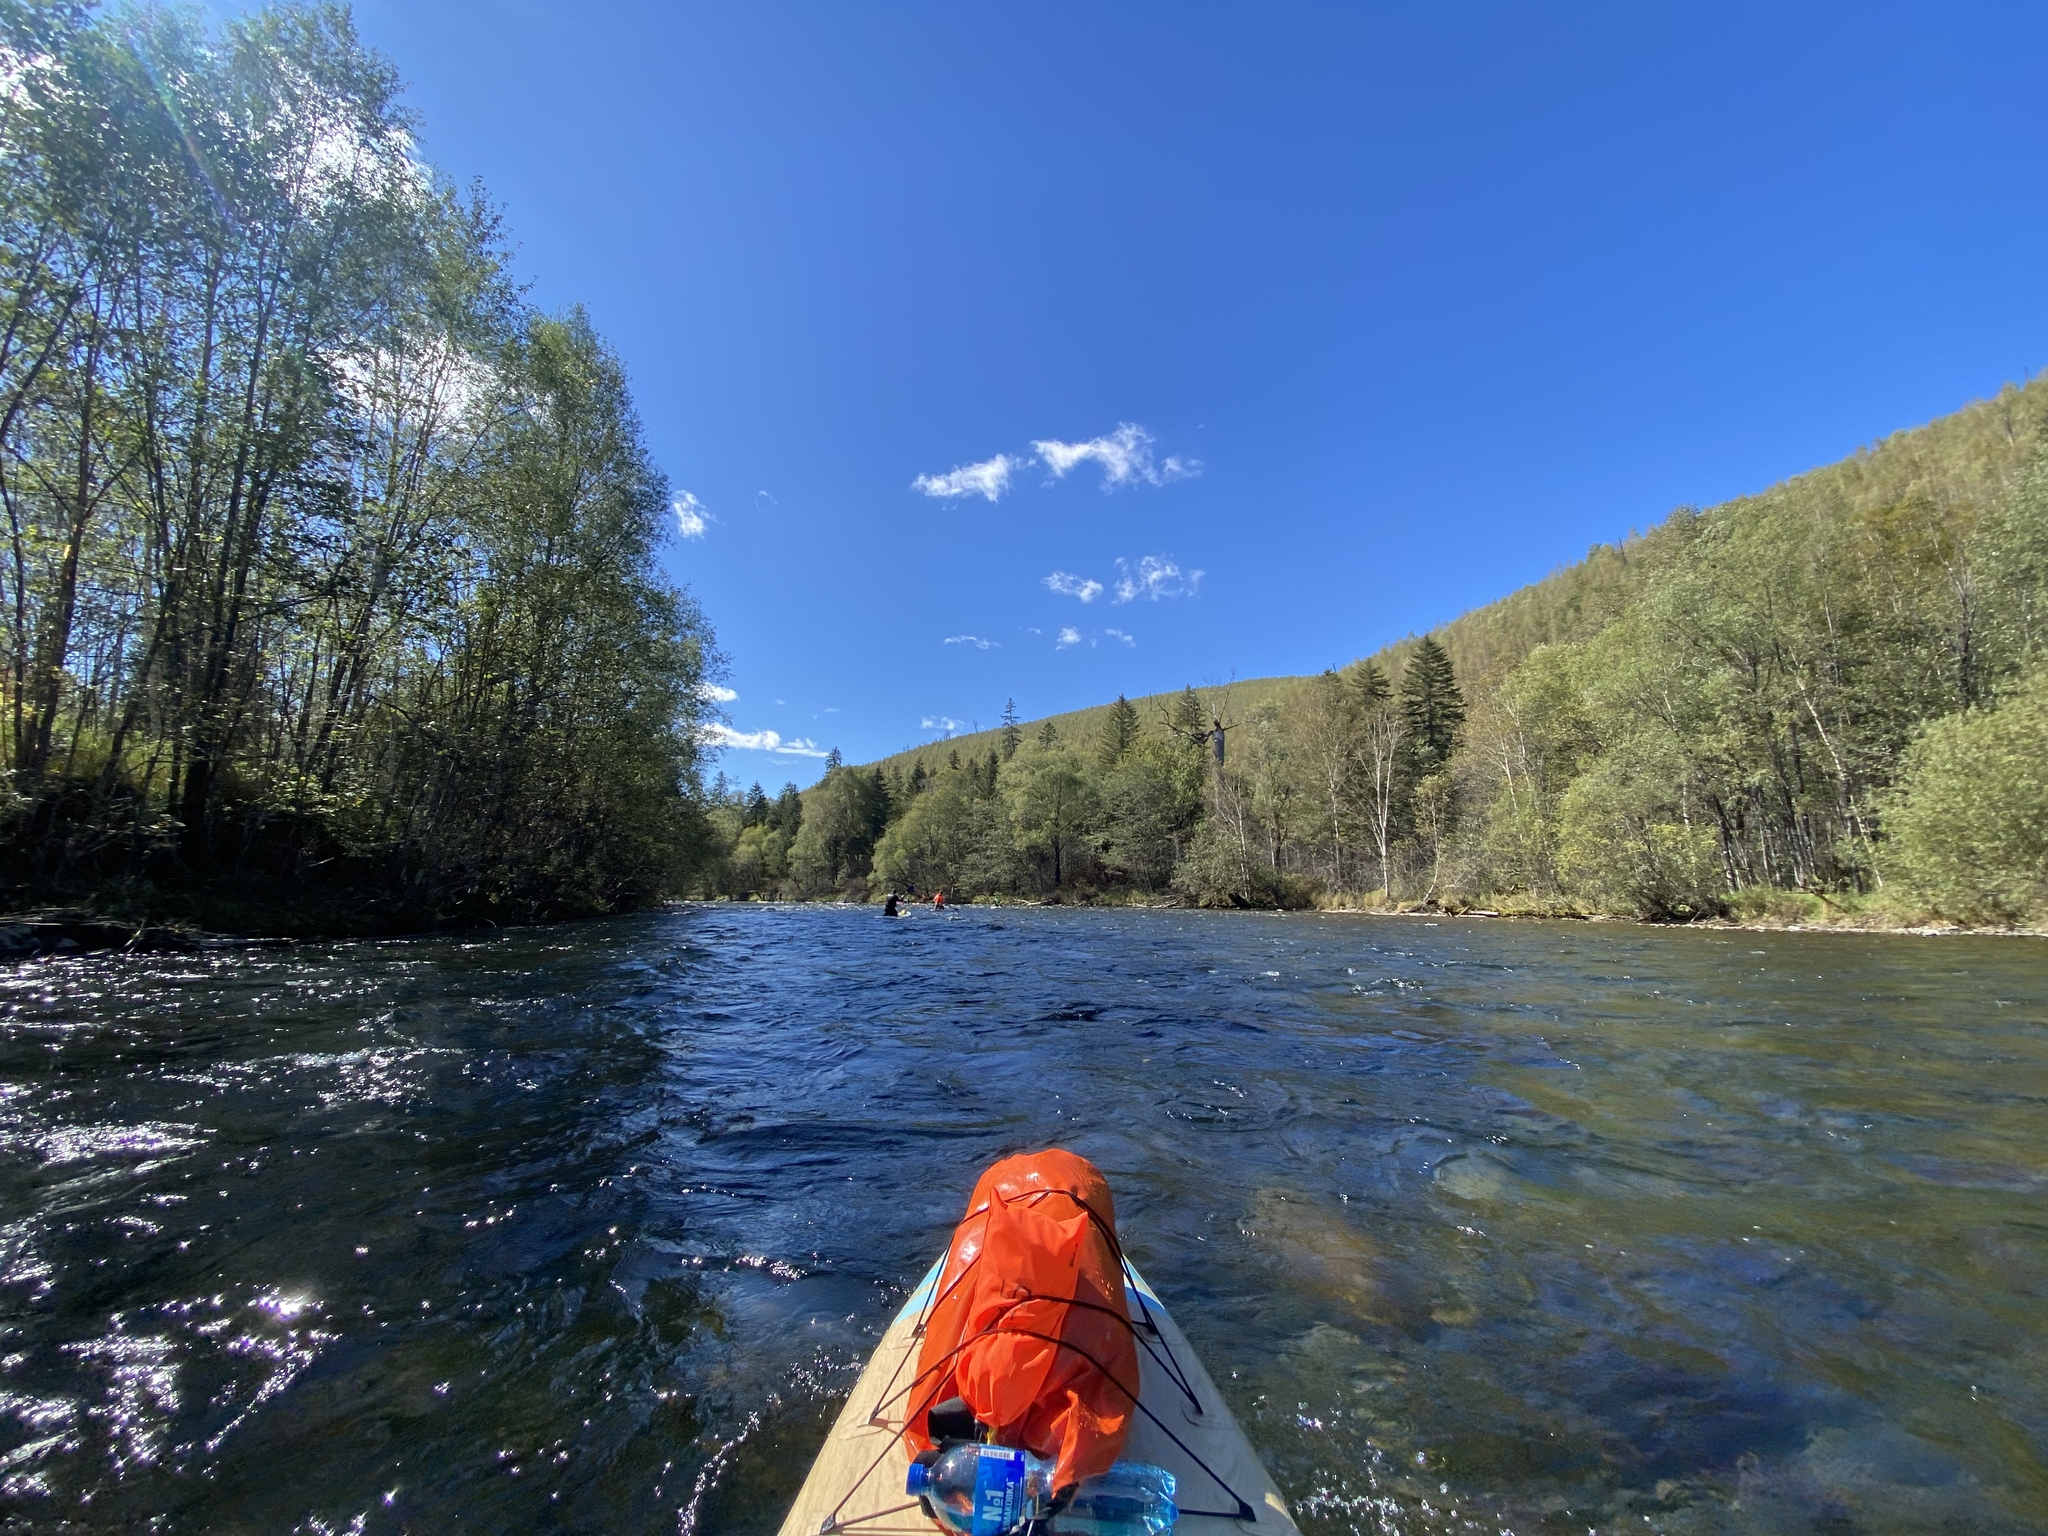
1;906;2044;1536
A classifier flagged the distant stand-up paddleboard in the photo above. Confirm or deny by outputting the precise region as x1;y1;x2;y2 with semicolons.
778;1152;1298;1535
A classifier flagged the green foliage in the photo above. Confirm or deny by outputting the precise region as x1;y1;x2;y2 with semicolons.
1885;667;2048;924
1171;816;1287;908
1097;693;1140;767
1002;744;1097;890
1400;635;1466;772
870;774;978;896
1555;750;1722;921
787;764;890;895
0;2;716;927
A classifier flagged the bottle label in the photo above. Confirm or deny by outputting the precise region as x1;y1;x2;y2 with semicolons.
969;1446;1027;1536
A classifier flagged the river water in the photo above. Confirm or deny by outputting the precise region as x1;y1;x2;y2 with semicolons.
0;906;2043;1535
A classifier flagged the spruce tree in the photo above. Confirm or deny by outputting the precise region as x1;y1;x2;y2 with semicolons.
772;782;804;836
1351;659;1391;711
1400;636;1465;772
1038;719;1060;749
1098;694;1141;767
1000;699;1022;760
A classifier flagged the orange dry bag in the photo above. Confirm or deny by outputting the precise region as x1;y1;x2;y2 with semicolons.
906;1149;1139;1493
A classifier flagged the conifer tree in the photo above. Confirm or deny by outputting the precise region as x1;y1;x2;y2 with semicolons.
1098;694;1141;766
1400;636;1465;773
771;783;804;836
1000;699;1022;760
1038;720;1060;749
1351;659;1391;711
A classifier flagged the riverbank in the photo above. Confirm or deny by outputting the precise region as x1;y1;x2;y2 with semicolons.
9;885;2039;959
691;890;2048;939
1313;889;2048;938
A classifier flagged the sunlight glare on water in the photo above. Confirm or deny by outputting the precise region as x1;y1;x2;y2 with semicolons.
0;907;2044;1534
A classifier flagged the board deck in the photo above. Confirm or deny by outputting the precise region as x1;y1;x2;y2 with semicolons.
776;1259;1298;1535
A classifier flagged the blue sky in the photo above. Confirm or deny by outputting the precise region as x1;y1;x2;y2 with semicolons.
324;2;2045;785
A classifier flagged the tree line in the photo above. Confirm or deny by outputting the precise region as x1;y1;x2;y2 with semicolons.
703;379;2048;925
0;1;716;928
699;650;1471;910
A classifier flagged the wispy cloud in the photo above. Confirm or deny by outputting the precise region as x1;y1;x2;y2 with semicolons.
696;682;738;703
922;715;966;736
945;634;1000;649
755;490;779;512
703;723;830;758
1056;626;1082;649
913;453;1020;503
1043;570;1104;603
1113;554;1203;603
1031;423;1199;491
1105;627;1137;647
673;492;712;538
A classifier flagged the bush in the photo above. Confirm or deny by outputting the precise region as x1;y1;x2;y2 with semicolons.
1557;757;1723;920
1885;668;2048;924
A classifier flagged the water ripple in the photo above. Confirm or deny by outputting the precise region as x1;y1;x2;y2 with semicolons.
0;909;2042;1534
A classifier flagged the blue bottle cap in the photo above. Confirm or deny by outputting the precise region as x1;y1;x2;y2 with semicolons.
906;1461;931;1496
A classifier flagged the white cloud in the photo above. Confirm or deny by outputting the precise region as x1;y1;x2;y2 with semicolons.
913;453;1020;502
1112;554;1203;603
696;682;738;703
1056;626;1082;649
945;634;1000;649
1031;423;1200;491
756;490;778;511
1044;570;1104;603
922;715;967;736
673;492;712;538
703;723;830;758
1105;627;1136;647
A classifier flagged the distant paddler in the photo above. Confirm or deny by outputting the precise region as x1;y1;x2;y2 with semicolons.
883;892;901;917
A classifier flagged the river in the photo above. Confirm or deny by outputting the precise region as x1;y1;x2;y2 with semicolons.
0;906;2042;1534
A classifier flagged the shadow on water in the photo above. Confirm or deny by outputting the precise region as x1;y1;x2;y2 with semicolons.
1;906;2045;1535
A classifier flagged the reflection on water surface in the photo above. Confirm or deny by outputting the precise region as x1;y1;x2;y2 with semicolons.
0;907;2043;1534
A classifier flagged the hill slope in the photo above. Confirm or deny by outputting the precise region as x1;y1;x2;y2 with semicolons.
863;376;2048;773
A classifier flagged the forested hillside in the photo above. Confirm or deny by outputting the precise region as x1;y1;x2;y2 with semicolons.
0;2;716;929
706;378;2048;925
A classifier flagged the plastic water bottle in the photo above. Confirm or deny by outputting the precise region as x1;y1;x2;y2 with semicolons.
1060;1462;1179;1535
906;1444;1056;1536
